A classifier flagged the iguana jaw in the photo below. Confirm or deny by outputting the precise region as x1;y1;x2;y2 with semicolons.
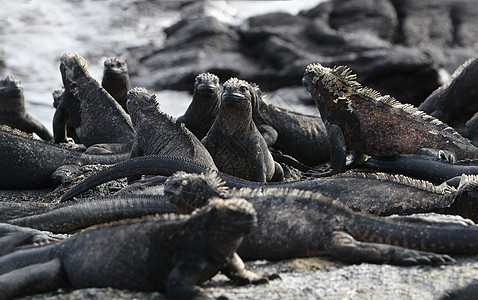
195;82;219;95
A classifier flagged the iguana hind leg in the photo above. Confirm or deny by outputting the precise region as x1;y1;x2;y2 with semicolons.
324;231;454;265
0;258;67;299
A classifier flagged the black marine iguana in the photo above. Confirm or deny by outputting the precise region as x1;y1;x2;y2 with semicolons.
0;75;52;141
52;53;134;150
302;63;478;172
202;78;283;182
101;57;131;112
127;87;216;168
0;198;277;299
162;171;477;264
0;125;128;189
177;72;221;140
419;57;478;127
249;81;329;166
59;155;478;223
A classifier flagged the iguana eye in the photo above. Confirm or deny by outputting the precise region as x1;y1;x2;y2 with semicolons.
239;85;248;93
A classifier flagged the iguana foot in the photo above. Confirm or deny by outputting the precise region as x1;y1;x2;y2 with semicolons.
419;148;456;163
222;253;281;285
393;249;454;266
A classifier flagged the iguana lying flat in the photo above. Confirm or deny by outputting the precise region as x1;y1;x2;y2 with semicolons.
163;172;476;264
0;75;52;141
0;125;128;189
419;57;478;126
302;63;478;171
0;199;276;299
249;81;329;166
101;57;131;112
177;72;221;140
52;53;134;151
202;78;282;182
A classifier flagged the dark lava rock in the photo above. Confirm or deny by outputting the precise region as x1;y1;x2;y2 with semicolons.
132;0;478;107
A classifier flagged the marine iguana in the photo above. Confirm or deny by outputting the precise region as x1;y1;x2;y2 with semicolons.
127;87;216;168
101;57;131;112
202;78;283;182
301;63;478;172
52;53;134;151
249;81;330;166
177;72;221;140
162;172;476;264
0;75;52;141
0;199;277;299
0;125;128;189
419;57;478;127
163;170;478;223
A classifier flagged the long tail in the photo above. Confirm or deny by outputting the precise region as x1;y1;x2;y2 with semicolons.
350;214;478;254
12;194;178;233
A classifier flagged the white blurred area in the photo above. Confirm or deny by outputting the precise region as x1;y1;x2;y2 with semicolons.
0;0;323;131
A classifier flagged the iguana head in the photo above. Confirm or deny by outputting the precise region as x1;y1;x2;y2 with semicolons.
126;87;160;126
0;75;24;111
164;171;228;214
194;72;220;97
60;53;92;82
302;63;359;107
103;57;129;78
192;197;257;234
218;78;255;131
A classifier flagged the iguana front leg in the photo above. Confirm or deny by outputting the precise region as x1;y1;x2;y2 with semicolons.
324;231;455;265
221;253;280;285
52;101;70;144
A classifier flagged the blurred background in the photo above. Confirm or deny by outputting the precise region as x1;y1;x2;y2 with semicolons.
1;0;476;132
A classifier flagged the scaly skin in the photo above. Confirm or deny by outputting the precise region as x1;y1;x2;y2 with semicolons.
302;63;478;164
0;199;276;300
164;170;478;225
53;53;134;149
364;154;478;182
419;57;478;126
0;125;128;189
101;57;131;112
177;72;221;140
126;87;216;169
250;83;329;166
5;194;178;234
202;78;281;182
60;155;478;223
0;75;52;141
164;172;471;264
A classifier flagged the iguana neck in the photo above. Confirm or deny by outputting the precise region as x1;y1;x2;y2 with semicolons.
216;103;255;135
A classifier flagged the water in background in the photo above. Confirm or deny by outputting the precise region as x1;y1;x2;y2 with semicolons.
0;0;322;132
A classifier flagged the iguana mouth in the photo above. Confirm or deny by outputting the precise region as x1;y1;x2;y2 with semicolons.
196;83;217;94
302;73;314;92
223;93;247;102
226;218;257;233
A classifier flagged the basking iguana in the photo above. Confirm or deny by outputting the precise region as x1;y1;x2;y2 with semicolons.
101;57;131;112
419;57;478;127
0;125;128;189
0;75;52;141
163;171;477;264
0;198;277;299
249;82;329;166
127;87;216;168
302;63;478;172
202;78;283;182
52;53;134;151
164;170;478;222
177;72;221;140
